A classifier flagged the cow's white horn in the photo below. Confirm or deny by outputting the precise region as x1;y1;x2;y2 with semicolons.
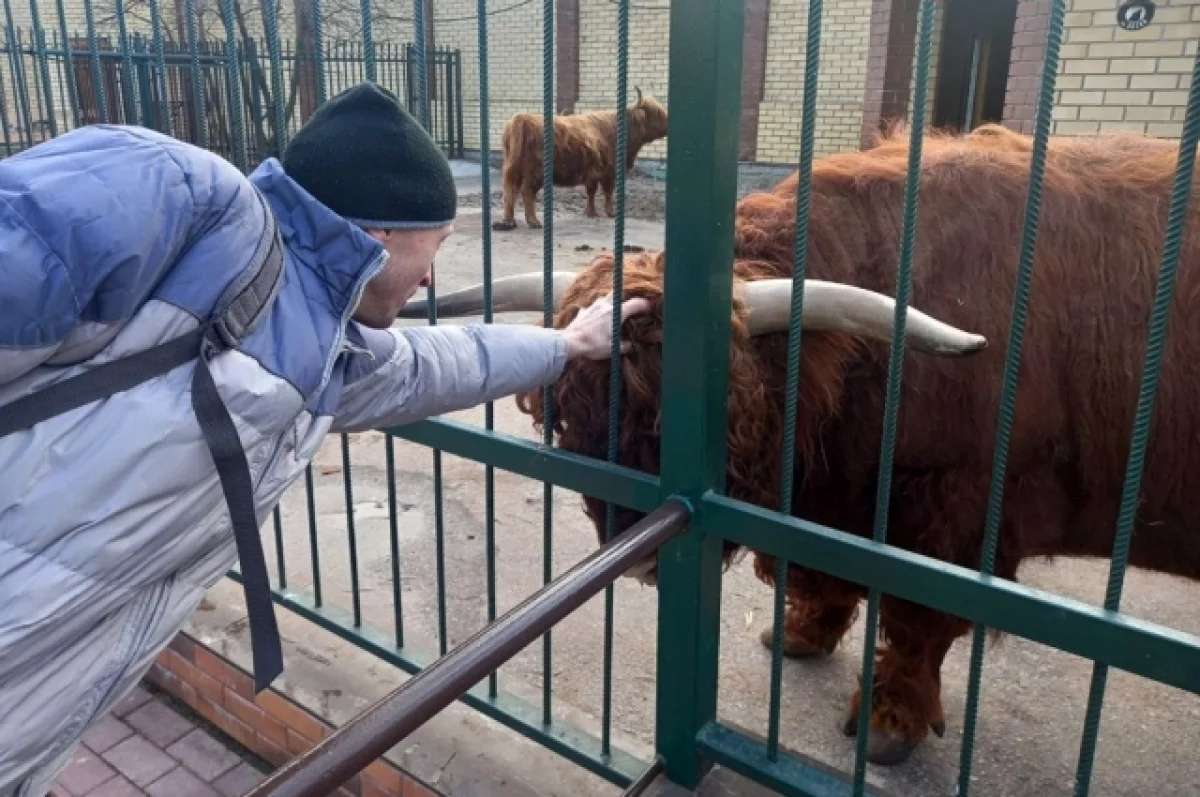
395;271;578;319
740;279;988;356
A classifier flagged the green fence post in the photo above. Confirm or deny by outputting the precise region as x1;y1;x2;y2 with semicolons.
83;0;108;125
219;0;247;169
655;0;745;787
28;0;57;138
52;0;79;130
147;0;172;134
183;0;205;147
114;0;137;124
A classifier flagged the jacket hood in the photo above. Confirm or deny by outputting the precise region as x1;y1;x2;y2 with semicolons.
248;157;387;324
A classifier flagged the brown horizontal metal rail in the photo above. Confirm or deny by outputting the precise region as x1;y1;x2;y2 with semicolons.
245;499;692;797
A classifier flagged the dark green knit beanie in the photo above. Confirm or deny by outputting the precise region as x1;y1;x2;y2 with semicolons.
282;81;456;229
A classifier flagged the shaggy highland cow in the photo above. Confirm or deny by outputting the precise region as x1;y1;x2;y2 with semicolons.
491;88;668;230
398;124;1200;765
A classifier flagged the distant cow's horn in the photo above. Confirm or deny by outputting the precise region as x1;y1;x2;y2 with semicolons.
635;85;643;104
395;272;578;319
740;279;987;356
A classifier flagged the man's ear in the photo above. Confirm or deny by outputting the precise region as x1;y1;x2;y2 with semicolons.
362;228;390;243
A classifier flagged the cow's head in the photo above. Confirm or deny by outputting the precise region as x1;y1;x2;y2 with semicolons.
629;86;669;144
396;252;986;585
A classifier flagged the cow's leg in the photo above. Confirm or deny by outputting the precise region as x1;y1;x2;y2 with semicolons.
585;181;600;217
841;597;968;765
522;182;542;228
602;174;616;218
753;555;863;658
493;179;518;231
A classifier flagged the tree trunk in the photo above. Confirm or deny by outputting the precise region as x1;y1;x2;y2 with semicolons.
294;0;318;120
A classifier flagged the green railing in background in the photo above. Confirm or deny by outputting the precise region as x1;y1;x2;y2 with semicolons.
4;0;1200;794
0;20;464;164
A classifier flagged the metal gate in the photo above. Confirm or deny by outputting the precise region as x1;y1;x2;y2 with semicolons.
4;0;1200;795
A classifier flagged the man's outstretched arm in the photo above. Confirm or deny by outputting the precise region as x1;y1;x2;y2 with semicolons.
330;294;649;433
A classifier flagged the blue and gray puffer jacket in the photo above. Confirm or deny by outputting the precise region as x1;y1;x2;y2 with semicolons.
0;124;567;796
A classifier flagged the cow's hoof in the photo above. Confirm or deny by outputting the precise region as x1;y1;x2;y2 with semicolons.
491;221;517;231
758;627;826;658
527;221;543;229
866;730;920;766
841;710;859;737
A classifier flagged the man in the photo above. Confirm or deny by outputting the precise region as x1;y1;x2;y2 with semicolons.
0;82;648;796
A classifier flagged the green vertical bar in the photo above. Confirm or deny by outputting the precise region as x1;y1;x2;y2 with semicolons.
28;0;57;138
260;0;286;155
655;0;743;787
53;0;79;129
305;464;323;607
433;448;448;656
220;0;247;169
360;0;374;83
273;506;286;590
340;434;362;627
538;0;556;730
0;48;12;155
600;0;631;758
312;0;325;105
412;0;429;128
851;1;934;793
22;25;49;142
1072;47;1200;797
83;0;107;124
956;0;1065;791
114;0;136;124
147;0;172;134
5;1;34;146
184;0;205;148
386;437;404;648
406;0;447;662
766;0;822;762
475;0;498;699
52;31;70;133
140;36;155;130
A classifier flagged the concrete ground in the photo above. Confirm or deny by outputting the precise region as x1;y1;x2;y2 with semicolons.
190;163;1200;797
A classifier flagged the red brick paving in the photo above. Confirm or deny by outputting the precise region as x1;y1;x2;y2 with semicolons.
52;688;267;797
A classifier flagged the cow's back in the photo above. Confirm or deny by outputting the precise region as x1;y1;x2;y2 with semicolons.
737;131;1200;578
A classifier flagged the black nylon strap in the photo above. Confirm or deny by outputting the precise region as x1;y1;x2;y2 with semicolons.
191;335;283;692
0;327;205;439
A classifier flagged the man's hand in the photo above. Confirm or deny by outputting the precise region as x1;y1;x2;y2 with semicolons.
560;294;653;360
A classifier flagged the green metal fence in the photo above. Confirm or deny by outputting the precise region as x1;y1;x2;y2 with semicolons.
0;12;464;163
6;0;1200;794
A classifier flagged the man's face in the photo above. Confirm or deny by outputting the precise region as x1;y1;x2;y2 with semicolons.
354;225;454;328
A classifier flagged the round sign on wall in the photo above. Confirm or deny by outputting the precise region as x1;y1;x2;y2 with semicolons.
1117;0;1156;31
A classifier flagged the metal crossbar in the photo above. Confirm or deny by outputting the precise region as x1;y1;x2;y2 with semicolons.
242;501;690;797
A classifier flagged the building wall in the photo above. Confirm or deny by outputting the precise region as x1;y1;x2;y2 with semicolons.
1050;0;1198;138
3;0;885;165
756;0;875;161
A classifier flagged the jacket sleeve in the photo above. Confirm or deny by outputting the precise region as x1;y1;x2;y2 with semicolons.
329;321;568;433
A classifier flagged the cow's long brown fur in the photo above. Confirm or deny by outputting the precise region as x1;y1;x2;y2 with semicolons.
493;90;668;229
515;123;1200;761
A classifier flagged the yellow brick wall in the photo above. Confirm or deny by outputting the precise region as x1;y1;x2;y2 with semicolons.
756;0;874;162
433;0;557;159
575;0;669;161
1052;0;1199;137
